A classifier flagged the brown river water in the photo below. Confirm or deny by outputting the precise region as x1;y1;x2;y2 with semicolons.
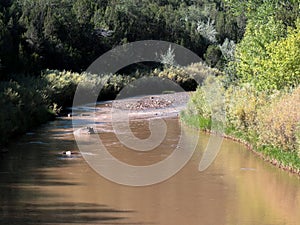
1;102;300;225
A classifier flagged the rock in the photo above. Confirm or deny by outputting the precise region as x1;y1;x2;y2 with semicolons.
74;126;96;135
63;150;72;156
61;151;81;157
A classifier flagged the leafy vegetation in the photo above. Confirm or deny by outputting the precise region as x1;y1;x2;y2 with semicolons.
0;0;244;76
1;0;300;174
235;18;300;90
181;0;300;172
0;62;216;145
257;87;300;152
182;83;300;172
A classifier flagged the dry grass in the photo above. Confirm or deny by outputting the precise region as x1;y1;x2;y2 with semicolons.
257;86;300;152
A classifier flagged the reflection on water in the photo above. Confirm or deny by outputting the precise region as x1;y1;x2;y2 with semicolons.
1;107;300;225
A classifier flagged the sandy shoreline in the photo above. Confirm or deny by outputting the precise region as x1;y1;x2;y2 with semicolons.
69;92;191;121
70;92;191;134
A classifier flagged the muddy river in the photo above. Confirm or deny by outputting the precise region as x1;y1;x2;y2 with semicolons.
1;101;300;225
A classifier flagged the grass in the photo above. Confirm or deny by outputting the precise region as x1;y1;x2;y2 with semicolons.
180;112;212;130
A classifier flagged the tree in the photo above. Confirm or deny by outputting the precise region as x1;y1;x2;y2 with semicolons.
222;0;300;27
235;17;286;89
259;20;300;90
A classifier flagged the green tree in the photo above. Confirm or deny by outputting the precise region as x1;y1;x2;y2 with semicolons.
259;20;300;90
235;17;286;89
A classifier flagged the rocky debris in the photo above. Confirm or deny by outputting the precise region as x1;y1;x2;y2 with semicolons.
74;126;96;135
105;93;190;112
126;96;173;111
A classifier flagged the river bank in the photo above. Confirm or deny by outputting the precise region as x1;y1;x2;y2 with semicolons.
196;125;300;176
180;84;300;177
0;62;214;148
2;83;299;180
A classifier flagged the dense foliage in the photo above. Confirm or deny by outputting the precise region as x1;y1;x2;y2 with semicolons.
0;62;217;144
1;0;300;174
182;0;300;172
182;82;300;171
232;0;300;90
0;0;244;76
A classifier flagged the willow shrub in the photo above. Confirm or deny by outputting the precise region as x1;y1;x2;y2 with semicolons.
153;62;223;91
225;84;270;136
43;70;136;105
183;82;268;131
183;81;300;155
256;86;300;152
0;77;53;144
181;75;225;131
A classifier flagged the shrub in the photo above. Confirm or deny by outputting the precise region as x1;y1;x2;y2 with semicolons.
256;86;300;152
185;62;224;85
204;45;223;68
0;77;53;144
43;70;82;107
154;62;223;90
182;75;225;132
225;84;270;133
185;86;211;119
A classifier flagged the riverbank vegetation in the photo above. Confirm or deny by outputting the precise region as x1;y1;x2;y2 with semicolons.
1;0;300;174
0;0;244;145
0;62;218;145
181;0;300;173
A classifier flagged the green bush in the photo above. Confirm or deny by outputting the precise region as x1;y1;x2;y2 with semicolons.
204;45;223;68
0;77;53;145
154;62;223;90
181;75;225;132
235;17;286;90
259;20;300;90
185;87;211;119
236;17;300;91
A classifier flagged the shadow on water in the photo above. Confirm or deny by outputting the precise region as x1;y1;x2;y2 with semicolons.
0;202;137;225
0;118;140;225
